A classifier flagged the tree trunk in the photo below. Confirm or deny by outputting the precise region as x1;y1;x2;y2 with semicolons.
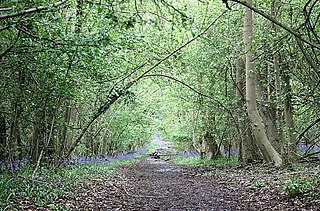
256;69;281;153
271;0;285;156
9;101;20;162
30;115;41;164
0;111;7;160
283;72;297;161
59;105;71;157
235;58;257;163
244;0;282;166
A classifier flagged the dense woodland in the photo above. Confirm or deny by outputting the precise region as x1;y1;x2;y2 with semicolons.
1;0;320;209
1;0;320;172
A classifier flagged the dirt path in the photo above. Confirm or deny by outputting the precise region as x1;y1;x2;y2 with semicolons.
112;158;245;210
50;137;318;210
51;157;319;210
51;157;300;211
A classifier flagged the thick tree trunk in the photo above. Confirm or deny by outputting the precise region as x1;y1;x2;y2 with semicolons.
256;70;281;153
244;0;282;166
235;58;257;163
205;131;222;159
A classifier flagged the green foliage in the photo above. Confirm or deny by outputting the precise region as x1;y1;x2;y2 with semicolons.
201;171;215;177
282;176;319;197
1;0;320;172
0;145;149;209
171;134;193;150
249;181;269;190
0;155;144;209
0;169;68;209
173;155;237;167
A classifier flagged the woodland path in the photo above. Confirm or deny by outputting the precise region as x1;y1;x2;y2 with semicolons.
50;136;317;210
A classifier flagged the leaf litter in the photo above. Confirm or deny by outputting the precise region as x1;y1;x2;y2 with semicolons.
45;157;319;210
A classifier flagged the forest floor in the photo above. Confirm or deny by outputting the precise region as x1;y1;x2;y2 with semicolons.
48;158;319;210
47;137;319;210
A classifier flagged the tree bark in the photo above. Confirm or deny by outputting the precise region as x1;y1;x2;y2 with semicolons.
0;111;7;160
235;58;257;163
244;0;282;166
283;72;297;161
59;105;71;157
272;0;285;155
30;115;40;164
256;68;281;152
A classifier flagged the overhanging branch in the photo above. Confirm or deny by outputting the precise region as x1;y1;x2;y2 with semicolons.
60;9;229;162
230;0;320;49
140;74;237;126
141;74;213;99
0;0;68;20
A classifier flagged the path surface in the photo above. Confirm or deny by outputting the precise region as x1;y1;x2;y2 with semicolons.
50;136;317;210
57;159;245;210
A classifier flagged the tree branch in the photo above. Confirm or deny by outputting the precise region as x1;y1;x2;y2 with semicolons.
296;117;320;145
59;9;229;163
139;74;238;128
230;0;320;49
0;0;68;20
0;8;13;12
134;9;229;83
0;31;20;60
141;74;213;99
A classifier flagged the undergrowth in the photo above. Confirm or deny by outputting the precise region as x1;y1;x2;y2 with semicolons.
173;155;238;167
282;174;320;199
0;153;146;210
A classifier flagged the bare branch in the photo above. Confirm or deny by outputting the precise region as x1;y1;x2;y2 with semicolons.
0;0;68;20
17;27;58;45
0;8;13;12
160;0;187;17
296;117;320;145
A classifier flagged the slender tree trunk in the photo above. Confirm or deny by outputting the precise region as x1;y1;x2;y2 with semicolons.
30;115;40;164
283;72;297;161
59;105;71;157
192;106;196;148
101;129;108;155
244;0;282;166
8;69;25;161
0;111;7;160
9;101;20;162
272;0;285;155
205;113;222;159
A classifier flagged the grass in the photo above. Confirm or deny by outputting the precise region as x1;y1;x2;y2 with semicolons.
173;154;238;167
0;149;149;210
